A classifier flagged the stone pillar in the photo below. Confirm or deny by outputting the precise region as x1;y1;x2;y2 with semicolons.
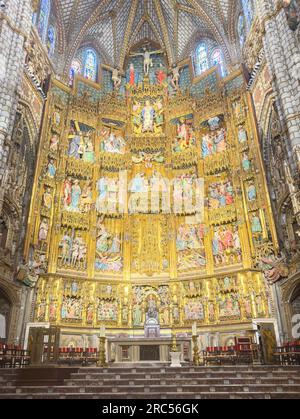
0;0;32;183
257;0;300;165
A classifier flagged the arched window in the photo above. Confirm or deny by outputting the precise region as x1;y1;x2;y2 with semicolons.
238;14;246;47
0;219;8;249
241;0;255;30
195;43;209;76
83;49;98;82
211;49;226;77
37;0;51;43
47;26;56;56
69;59;82;85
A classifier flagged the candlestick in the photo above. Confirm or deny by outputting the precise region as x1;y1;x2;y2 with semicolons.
99;325;106;338
192;322;197;336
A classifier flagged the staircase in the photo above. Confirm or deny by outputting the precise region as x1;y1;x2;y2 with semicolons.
0;365;300;399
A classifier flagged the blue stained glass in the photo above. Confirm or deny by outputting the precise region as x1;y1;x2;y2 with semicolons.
47;25;56;56
195;43;209;76
37;0;50;43
84;50;97;82
211;49;226;77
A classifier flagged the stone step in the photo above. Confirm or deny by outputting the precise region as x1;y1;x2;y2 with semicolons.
78;365;300;374
70;371;300;380
1;384;300;394
0;392;299;400
64;377;300;386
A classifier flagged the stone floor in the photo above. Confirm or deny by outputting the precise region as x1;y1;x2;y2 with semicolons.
0;365;300;399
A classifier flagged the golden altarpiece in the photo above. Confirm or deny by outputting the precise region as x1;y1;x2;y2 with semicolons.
23;61;279;345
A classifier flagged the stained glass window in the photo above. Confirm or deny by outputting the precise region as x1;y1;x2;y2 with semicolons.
241;0;255;30
69;60;82;86
37;0;50;43
47;26;56;56
238;14;246;47
195;43;209;76
84;49;98;82
211;49;226;77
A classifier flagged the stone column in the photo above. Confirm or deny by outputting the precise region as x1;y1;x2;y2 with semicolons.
0;0;32;183
257;0;300;165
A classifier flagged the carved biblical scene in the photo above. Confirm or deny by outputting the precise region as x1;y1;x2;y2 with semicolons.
28;50;277;337
68;120;95;163
95;218;123;273
176;224;206;271
201;115;227;158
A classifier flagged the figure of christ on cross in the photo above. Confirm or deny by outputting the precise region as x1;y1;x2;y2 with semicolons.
130;47;164;76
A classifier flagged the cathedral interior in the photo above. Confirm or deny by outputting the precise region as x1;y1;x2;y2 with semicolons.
0;0;300;400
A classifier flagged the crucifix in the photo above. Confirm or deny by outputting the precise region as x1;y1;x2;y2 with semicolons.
130;47;164;76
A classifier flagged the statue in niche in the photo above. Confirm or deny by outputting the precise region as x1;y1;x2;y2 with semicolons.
70;179;82;211
172;305;180;323
86;304;94;324
82;132;94;163
46;159;56;178
233;100;244;120
60;233;72;265
49;299;57;321
80;182;93;212
122;306;129;323
49;134;59;153
53;111;61;127
63;178;72;209
251;214;263;237
142;100;155;133
146;295;159;321
242;153;251;171
42;187;52;210
70;236;87;269
38;218;49;242
68;133;81;159
247;181;257;202
36;299;46;321
96;224;111;253
208;302;215;321
133;304;142;326
238;125;248;143
244;298;252;319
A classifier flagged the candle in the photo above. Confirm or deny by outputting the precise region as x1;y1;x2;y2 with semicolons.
192;322;197;336
100;325;106;338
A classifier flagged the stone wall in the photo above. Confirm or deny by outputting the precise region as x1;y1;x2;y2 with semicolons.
0;0;32;183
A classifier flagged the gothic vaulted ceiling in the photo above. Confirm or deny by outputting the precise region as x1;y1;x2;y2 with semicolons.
54;0;240;70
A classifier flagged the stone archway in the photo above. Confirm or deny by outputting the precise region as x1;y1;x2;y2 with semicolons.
0;289;12;344
281;273;300;340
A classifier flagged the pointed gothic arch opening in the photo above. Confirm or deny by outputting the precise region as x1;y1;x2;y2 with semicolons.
0;289;12;344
